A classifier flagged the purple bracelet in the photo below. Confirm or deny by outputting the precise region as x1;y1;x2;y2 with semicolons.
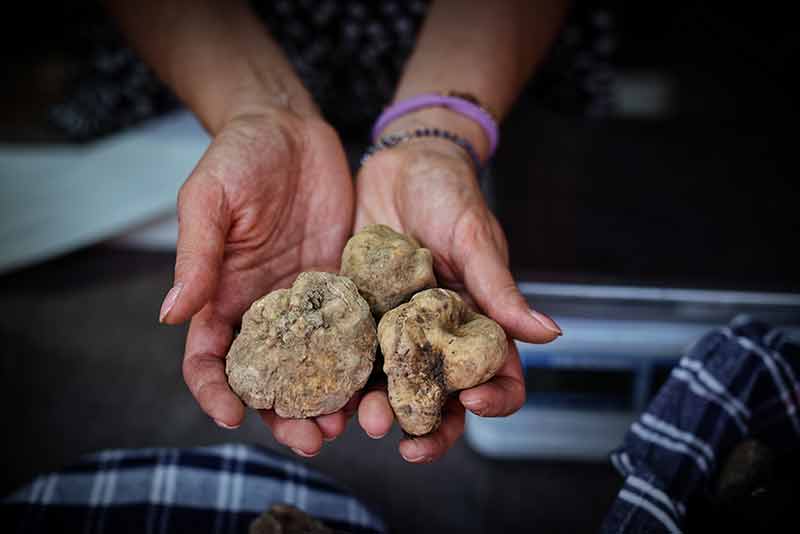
371;93;499;159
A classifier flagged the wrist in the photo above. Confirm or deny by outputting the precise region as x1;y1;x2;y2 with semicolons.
209;73;318;135
170;1;318;134
111;0;319;136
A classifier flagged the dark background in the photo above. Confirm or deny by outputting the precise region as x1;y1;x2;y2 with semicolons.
497;3;798;292
1;2;798;533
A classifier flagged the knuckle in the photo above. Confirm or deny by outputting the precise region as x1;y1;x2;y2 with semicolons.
497;280;523;303
454;210;507;267
454;208;490;244
181;354;202;393
182;352;224;401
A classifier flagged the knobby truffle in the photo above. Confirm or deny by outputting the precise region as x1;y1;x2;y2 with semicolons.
378;288;507;435
340;224;437;316
226;272;377;418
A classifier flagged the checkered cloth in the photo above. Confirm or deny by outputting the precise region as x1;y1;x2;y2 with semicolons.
2;443;385;534
601;316;800;533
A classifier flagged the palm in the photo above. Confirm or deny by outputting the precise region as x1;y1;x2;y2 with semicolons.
199;114;353;325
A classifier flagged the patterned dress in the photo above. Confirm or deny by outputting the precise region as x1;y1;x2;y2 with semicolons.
50;0;616;141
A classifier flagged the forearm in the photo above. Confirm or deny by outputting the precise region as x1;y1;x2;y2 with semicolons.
386;0;570;161
106;0;316;134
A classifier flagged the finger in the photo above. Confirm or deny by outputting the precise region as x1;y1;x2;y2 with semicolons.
315;409;348;442
456;216;561;343
314;395;362;442
341;393;361;420
398;398;465;463
160;176;229;324
260;411;324;457
459;341;526;417
357;389;394;439
183;307;245;428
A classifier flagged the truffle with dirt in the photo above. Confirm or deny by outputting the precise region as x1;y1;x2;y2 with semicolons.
225;271;377;418
377;288;507;435
340;224;437;316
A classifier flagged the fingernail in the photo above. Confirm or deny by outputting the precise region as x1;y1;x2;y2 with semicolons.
400;442;429;463
529;309;562;335
323;436;337;442
214;419;240;430
366;430;388;440
462;398;487;414
159;283;183;323
291;447;319;458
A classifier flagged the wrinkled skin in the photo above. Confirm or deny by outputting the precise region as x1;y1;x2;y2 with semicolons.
378;288;506;435
340;224;437;316
226;272;376;418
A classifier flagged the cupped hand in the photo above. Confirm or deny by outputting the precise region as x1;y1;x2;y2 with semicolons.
159;108;355;457
353;139;562;463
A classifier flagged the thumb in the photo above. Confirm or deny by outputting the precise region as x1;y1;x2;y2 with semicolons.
457;222;561;344
159;178;229;324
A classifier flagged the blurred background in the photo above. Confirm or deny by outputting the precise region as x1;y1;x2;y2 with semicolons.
1;2;798;533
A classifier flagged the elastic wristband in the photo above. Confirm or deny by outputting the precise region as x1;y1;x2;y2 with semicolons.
371;93;499;160
361;127;483;174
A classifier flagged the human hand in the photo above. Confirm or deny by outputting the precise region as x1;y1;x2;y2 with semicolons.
353;135;561;463
158;107;355;457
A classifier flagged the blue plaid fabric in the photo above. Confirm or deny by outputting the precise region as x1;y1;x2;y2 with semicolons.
2;443;385;534
601;316;800;533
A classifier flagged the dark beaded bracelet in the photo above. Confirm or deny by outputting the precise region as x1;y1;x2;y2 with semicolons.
360;127;483;174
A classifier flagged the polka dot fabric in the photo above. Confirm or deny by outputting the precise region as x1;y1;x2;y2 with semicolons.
49;1;616;141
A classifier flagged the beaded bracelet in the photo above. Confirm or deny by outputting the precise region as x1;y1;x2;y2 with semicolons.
360;127;483;173
371;93;499;159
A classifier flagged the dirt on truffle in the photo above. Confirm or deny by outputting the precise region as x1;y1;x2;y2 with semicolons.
378;288;507;435
225;272;377;418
